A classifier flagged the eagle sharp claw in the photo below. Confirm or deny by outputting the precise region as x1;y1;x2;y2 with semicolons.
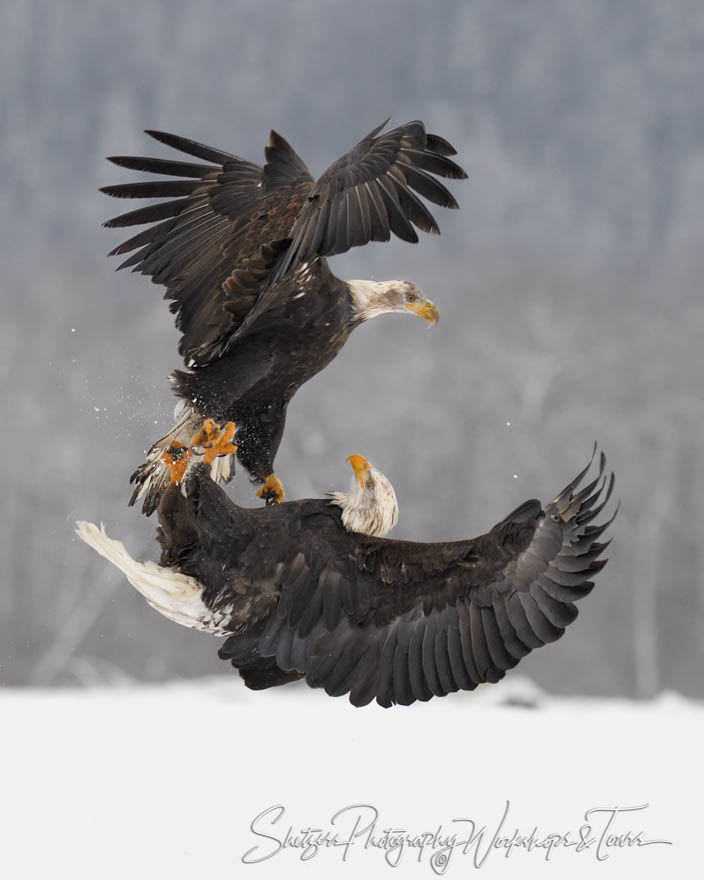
190;419;238;466
257;474;285;505
161;442;191;485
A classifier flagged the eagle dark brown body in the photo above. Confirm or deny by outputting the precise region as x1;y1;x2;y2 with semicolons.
168;262;357;489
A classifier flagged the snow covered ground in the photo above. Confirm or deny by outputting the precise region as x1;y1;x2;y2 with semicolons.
2;677;701;879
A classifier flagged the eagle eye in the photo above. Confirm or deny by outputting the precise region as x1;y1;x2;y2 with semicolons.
406;292;417;303
365;478;374;489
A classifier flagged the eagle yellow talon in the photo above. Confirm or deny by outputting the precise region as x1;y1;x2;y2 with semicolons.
161;441;192;485
190;418;221;450
257;473;285;505
202;421;238;465
189;419;238;465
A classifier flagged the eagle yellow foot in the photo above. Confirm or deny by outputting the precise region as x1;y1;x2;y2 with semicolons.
161;442;192;485
257;473;285;506
190;419;238;465
189;418;221;451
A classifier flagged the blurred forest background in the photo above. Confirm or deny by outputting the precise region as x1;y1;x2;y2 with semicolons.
1;0;702;697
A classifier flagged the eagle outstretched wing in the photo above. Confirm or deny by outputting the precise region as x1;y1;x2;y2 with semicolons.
101;119;466;365
102;130;312;365
216;452;616;707
266;118;467;285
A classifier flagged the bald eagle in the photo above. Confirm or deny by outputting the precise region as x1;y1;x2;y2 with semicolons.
102;118;466;513
76;432;616;708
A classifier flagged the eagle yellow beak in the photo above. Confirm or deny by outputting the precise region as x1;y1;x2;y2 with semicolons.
405;298;439;325
346;454;372;488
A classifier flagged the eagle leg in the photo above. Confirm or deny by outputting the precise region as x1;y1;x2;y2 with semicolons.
256;473;285;506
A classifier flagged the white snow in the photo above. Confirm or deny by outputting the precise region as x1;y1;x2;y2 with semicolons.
1;678;700;879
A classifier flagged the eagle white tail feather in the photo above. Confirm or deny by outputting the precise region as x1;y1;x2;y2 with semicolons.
75;521;232;635
131;404;234;514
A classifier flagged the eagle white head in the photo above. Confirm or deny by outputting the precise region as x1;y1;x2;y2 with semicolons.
347;280;439;324
329;454;399;538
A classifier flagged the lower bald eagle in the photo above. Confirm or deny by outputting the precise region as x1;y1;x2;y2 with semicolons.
77;430;616;708
102;118;466;512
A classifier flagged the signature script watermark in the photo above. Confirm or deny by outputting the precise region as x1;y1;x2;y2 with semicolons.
241;802;671;872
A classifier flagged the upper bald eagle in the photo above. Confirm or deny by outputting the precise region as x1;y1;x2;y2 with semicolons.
76;443;616;708
102;118;466;513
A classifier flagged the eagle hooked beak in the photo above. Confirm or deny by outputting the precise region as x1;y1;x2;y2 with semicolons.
346;454;372;489
405;297;439;325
